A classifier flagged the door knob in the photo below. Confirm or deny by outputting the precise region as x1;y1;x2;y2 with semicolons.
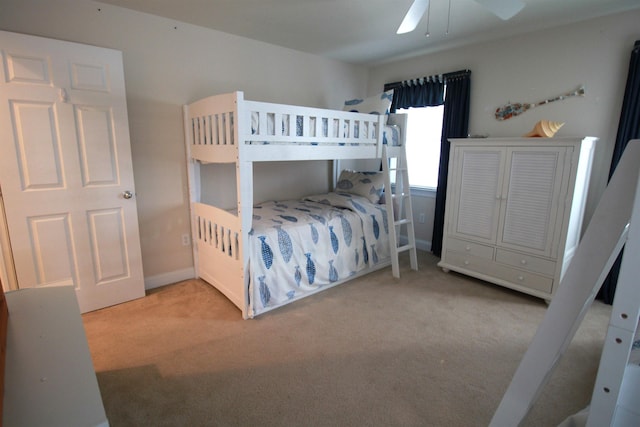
122;190;134;199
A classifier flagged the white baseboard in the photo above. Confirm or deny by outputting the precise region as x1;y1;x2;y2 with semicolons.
400;236;431;252
416;237;431;252
144;267;195;291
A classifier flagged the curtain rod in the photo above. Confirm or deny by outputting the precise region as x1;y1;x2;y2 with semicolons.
384;69;471;91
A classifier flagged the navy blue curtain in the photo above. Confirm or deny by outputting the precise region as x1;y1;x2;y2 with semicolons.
431;71;471;256
389;77;445;112
598;40;640;304
384;70;471;256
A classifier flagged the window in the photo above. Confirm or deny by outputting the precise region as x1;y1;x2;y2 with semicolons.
399;106;444;189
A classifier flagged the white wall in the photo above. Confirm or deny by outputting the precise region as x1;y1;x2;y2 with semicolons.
2;0;638;285
0;0;368;286
368;10;640;248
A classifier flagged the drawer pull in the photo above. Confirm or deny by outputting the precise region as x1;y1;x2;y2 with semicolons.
517;275;524;281
464;260;470;265
520;259;527;265
465;245;471;251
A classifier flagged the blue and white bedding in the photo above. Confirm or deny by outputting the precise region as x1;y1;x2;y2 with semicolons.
247;192;390;316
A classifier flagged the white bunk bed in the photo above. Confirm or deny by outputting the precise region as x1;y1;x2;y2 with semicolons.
183;91;415;319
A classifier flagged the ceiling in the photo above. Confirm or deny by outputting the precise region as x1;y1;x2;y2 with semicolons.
96;0;640;65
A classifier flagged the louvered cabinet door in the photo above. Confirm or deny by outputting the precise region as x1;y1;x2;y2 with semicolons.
448;146;505;244
497;147;568;257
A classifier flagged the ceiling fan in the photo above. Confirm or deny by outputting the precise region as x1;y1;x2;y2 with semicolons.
397;0;525;34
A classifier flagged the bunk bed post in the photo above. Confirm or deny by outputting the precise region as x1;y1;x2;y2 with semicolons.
234;92;254;319
237;161;253;319
183;104;200;278
332;159;340;190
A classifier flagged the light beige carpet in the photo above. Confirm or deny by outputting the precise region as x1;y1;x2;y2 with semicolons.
82;252;611;426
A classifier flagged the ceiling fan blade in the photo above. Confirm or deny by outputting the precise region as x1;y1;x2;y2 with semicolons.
397;0;430;34
475;0;525;20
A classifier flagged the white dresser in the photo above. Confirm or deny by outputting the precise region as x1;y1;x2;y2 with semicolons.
438;137;597;300
3;286;108;427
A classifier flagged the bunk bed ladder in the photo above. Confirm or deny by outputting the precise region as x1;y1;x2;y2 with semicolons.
382;144;418;278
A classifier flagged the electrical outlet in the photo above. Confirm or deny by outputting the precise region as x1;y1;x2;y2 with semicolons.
181;233;191;246
419;213;426;224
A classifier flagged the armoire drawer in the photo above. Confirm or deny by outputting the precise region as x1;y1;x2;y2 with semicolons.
444;251;554;294
445;237;494;260
491;265;553;294
495;249;556;276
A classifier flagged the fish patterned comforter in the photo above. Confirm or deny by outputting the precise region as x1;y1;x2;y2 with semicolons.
248;192;390;316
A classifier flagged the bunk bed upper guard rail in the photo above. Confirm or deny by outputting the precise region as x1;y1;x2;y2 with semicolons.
185;91;388;163
242;100;381;145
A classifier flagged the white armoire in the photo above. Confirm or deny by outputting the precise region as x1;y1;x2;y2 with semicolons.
438;137;597;300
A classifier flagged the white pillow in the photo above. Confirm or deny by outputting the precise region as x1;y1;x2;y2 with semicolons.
336;170;385;204
343;91;393;116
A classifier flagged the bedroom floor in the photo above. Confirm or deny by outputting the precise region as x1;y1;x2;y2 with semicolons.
82;251;612;427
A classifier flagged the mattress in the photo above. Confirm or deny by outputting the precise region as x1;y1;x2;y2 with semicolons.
247;192;390;316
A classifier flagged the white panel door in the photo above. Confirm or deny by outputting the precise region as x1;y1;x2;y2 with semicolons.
0;31;145;313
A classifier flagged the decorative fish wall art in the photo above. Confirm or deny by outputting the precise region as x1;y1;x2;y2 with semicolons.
494;86;585;121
